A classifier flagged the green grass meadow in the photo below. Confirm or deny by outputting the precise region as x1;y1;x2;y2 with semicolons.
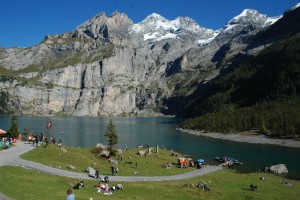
0;144;299;199
0;167;299;200
21;144;194;176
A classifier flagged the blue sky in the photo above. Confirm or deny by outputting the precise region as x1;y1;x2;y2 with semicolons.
0;0;298;47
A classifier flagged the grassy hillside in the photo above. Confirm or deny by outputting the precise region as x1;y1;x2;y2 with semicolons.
21;144;194;176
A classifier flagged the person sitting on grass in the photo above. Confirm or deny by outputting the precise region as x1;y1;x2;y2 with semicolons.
110;185;116;191
73;181;84;189
280;180;293;186
249;184;257;191
203;184;210;192
96;182;105;193
66;188;75;200
104;176;109;183
102;184;113;195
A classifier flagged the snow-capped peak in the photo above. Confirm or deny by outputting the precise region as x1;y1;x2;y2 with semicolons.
224;8;282;30
291;2;300;10
233;9;259;20
228;9;266;25
132;13;214;42
144;13;167;22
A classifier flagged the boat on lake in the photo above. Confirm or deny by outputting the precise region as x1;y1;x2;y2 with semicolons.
215;156;243;165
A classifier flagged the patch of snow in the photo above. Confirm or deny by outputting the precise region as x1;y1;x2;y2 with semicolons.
143;32;177;41
156;33;177;41
197;31;220;46
264;16;282;26
154;19;178;31
223;24;237;32
132;24;143;32
144;32;159;40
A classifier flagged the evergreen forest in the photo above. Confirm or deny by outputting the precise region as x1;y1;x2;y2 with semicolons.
181;33;300;138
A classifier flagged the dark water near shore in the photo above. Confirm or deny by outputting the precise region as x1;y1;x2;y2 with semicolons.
1;116;300;180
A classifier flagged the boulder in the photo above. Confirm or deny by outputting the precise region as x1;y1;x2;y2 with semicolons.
99;150;110;157
269;164;288;174
68;164;76;170
138;150;146;156
117;149;123;154
116;184;123;190
108;159;117;164
95;143;108;149
60;147;67;153
85;167;96;177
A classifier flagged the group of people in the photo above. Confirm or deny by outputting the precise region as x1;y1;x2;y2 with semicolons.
95;182;123;195
0;137;10;149
65;180;123;199
29;134;39;147
28;132;62;148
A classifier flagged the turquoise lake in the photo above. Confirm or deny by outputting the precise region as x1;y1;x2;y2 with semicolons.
1;116;300;180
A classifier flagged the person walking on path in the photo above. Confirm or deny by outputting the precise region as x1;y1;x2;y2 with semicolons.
66;188;75;200
32;135;36;146
111;164;115;176
35;136;38;147
95;168;99;179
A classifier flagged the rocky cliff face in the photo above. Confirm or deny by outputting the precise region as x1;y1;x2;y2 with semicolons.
0;9;282;116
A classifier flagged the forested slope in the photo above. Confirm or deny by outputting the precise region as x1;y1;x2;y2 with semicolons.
180;33;300;138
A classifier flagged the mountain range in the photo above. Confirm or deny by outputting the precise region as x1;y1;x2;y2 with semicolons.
0;4;299;117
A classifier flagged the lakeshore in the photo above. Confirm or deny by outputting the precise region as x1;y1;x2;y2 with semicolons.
2;116;300;180
181;129;300;148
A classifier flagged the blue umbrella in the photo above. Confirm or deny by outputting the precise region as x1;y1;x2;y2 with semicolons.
197;159;205;163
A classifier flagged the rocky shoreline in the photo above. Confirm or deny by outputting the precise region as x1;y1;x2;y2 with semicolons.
180;129;300;148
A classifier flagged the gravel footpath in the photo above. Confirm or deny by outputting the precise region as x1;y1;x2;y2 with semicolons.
0;142;222;182
181;129;300;148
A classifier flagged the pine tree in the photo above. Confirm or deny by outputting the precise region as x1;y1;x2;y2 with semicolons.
104;119;119;154
8;115;20;138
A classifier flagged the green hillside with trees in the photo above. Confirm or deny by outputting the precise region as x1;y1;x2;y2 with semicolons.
180;33;300;138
